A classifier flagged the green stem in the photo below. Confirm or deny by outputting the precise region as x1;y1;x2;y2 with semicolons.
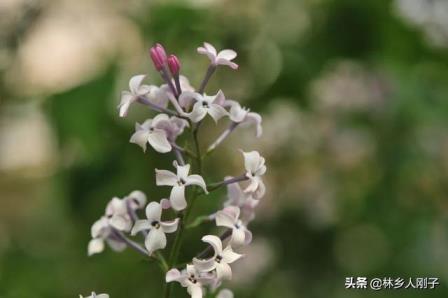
164;122;204;298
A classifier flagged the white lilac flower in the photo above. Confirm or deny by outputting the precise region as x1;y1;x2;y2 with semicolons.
225;181;260;224
197;42;238;70
156;162;208;211
87;216;126;256
215;206;252;247
181;91;228;123
227;100;263;137
105;197;133;232
79;292;109;298
125;190;147;211
118;75;151;117
131;201;179;255
151;115;189;143
166;264;214;298
193;235;243;281
241;151;266;195
130;114;173;153
216;289;234;298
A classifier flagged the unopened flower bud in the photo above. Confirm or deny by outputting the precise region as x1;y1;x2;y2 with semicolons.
167;55;181;75
149;43;167;71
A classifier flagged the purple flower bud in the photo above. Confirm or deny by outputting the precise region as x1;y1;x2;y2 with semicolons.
167;55;181;75
149;43;167;71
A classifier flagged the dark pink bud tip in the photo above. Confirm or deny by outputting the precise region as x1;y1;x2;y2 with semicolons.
149;43;167;71
167;55;181;75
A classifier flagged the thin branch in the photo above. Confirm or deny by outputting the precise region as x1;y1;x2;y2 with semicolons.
198;64;217;94
206;174;248;193
111;229;148;257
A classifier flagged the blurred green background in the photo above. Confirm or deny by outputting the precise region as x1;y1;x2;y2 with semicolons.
1;0;448;297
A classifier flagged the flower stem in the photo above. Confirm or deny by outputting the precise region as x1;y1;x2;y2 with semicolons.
164;121;204;298
207;122;239;154
111;229;148;257
198;64;216;94
206;174;248;193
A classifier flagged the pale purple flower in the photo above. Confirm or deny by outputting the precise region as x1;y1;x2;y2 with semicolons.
156;162;208;211
151;115;189;143
168;55;181;75
130;114;173;153
193;235;243;281
118;75;151;117
225;182;260;224
215;206;252;247
166;265;214;298
150;43;167;71
181;90;228;123
79;292;109;298
216;289;234;298
87;216;126;256
197;42;238;70
228;101;263;137
242;151;266;195
131;201;179;255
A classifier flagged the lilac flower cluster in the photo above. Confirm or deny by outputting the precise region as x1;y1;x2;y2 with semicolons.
83;42;266;298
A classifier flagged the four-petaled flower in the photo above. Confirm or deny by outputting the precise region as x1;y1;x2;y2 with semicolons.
166;264;214;298
180;91;228;123
118;75;151;117
193;235;243;281
242;151;266;195
227;101;263;137
88;216;126;256
216;206;252;247
130;114;173;153
197;42;238;70
156;162;208;211
131;201;179;255
225;181;260;224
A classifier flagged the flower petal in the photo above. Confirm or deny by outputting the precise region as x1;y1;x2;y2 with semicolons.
160;218;179;233
216;59;238;69
130;128;150;152
166;268;182;283
147;129;172;153
127;190;147;209
212;90;226;106
215;211;235;229
88;238;104;256
215;262;232;280
231;227;246;247
145;228;167;255
242;150;262;174
188;284;203;298
156;169;178;186
201;235;222;255
222;247;243;264
193;257;216;272
217;49;237;61
185;174;207;193
179;91;202;108
208;104;228;123
188;102;208;123
176;163;191;180
146;201;162;222
118;91;134;117
129;74;146;94
131;219;151;236
217;289;234;298
109;215;132;232
226;182;244;206
245;112;263;137
91;217;109;238
170;185;187;211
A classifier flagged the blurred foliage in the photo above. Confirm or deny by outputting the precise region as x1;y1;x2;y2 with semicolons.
1;0;448;297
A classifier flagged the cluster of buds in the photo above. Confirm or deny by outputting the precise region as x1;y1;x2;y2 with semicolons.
84;42;266;298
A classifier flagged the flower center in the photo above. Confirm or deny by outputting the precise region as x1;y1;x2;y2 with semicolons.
178;178;186;186
202;102;209;108
151;221;160;229
188;274;197;284
215;255;223;263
